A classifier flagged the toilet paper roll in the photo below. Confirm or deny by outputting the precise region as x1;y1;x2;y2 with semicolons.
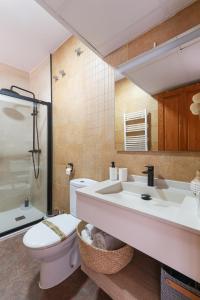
66;167;72;175
118;168;128;182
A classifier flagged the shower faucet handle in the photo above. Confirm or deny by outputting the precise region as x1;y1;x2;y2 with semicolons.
28;149;41;153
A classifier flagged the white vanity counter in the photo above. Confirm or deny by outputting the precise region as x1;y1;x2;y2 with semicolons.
76;177;200;282
77;180;200;235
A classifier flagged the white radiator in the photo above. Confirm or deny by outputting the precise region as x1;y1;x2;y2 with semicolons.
124;109;148;151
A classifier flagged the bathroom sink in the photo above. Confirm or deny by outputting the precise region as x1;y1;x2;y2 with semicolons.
77;179;200;233
76;177;200;282
96;181;191;208
96;181;187;204
95;181;200;228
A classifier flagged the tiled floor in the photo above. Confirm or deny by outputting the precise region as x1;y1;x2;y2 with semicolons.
0;233;111;300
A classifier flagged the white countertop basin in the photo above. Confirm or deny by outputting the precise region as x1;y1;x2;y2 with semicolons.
76;177;200;282
77;180;200;234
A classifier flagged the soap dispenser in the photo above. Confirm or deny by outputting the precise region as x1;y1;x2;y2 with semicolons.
190;169;200;196
109;161;118;181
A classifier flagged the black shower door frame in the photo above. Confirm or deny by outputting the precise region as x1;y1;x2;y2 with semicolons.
0;90;53;221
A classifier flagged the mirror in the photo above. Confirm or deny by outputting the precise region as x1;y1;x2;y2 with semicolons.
115;71;200;152
115;26;200;152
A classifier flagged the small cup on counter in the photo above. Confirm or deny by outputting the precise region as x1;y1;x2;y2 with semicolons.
118;168;128;182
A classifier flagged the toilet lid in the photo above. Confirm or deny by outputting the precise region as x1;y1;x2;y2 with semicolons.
23;214;80;249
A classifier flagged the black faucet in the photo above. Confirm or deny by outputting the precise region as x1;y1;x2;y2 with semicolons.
142;165;154;186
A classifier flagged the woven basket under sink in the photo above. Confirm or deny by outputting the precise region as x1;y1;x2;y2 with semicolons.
76;221;134;274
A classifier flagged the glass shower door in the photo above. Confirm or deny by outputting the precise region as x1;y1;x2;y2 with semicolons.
0;93;48;236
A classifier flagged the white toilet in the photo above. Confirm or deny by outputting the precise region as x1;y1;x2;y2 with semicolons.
23;178;97;289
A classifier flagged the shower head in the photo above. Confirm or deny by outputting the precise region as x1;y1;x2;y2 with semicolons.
0;86;35;99
2;102;31;121
3;107;25;120
0;86;35;120
0;88;19;97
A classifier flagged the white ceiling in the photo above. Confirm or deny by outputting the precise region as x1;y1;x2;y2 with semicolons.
35;0;195;57
0;0;71;72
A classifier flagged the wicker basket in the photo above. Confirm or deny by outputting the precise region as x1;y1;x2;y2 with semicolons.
76;221;134;274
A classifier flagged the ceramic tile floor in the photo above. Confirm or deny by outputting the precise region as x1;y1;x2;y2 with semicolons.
0;233;111;300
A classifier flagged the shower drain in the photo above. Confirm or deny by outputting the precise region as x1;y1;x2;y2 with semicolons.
15;215;26;221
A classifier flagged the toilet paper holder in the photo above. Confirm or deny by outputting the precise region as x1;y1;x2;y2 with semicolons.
66;163;74;176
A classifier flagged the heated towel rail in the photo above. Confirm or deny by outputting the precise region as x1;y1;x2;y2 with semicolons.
124;109;148;151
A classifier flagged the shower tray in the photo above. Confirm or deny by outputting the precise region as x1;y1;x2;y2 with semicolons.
0;206;44;238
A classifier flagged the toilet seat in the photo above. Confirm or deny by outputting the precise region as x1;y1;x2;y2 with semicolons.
23;214;80;249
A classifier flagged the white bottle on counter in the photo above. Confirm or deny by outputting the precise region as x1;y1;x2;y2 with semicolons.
119;168;128;182
109;161;118;181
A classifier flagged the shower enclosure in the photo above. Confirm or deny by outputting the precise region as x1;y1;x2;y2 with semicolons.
0;87;52;237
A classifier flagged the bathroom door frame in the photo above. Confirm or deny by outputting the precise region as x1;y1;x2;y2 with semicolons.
0;90;53;224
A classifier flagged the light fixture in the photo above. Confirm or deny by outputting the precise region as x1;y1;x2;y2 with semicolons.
53;75;59;82
190;92;200;117
117;25;200;73
59;70;66;77
75;47;84;56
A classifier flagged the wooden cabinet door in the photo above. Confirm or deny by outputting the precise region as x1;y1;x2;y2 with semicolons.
157;82;200;151
163;94;179;151
178;92;188;151
158;92;183;151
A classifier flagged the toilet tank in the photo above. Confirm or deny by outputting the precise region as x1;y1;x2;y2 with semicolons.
70;178;97;217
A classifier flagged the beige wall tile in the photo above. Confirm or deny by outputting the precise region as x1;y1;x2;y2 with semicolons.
52;36;200;212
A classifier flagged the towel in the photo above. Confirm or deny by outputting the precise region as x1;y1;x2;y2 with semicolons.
93;231;125;250
85;224;100;239
81;229;93;245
